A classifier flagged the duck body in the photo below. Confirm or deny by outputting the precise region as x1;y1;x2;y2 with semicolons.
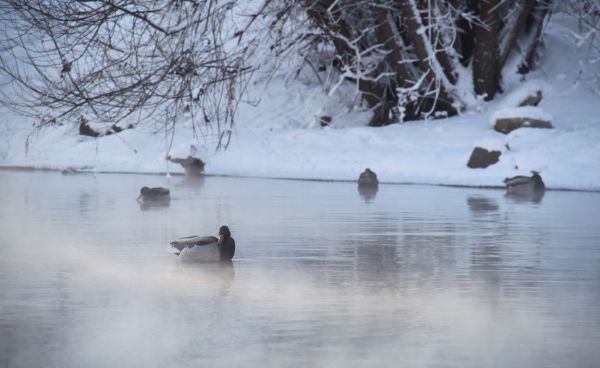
175;236;221;262
170;226;235;262
138;186;170;204
503;171;545;194
357;168;379;187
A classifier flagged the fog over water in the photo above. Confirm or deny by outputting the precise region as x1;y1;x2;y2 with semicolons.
1;171;599;367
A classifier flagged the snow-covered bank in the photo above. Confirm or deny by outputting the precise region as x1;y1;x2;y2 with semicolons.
1;15;599;191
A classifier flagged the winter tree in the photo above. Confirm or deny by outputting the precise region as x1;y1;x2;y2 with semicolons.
0;0;558;140
555;0;600;94
0;0;270;148
299;0;553;126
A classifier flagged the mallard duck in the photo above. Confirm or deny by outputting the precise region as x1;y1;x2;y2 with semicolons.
357;168;379;187
170;225;235;262
503;171;545;194
61;167;79;175
137;187;170;204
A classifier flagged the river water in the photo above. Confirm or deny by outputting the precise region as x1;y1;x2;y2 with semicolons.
0;171;599;367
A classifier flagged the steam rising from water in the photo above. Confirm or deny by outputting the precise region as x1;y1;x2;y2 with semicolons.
0;220;586;368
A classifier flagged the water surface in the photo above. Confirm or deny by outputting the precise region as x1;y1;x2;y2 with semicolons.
1;171;599;367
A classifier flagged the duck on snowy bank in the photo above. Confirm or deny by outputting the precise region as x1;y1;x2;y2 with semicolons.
170;225;235;262
503;171;545;194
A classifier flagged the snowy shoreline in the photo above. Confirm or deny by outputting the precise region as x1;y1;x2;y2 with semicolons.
4;166;599;193
1;14;599;193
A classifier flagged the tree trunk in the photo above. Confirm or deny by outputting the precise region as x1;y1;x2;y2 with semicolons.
397;0;458;115
498;0;537;70
374;10;420;122
417;0;458;85
518;0;552;74
473;0;501;100
455;0;478;66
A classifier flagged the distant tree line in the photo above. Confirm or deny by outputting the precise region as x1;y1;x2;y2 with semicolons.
0;0;596;146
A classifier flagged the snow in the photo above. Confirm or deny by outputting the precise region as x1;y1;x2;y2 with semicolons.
495;79;550;109
1;14;599;191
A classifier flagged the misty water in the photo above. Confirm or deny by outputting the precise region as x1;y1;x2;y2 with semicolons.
1;170;599;368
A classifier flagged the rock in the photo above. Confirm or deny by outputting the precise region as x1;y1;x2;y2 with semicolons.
518;90;542;107
108;123;133;134
79;117;133;137
493;117;553;134
466;147;502;169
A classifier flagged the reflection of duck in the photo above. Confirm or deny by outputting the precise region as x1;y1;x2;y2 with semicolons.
171;225;235;262
358;168;379;187
358;185;378;202
176;261;236;297
138;201;170;210
503;171;545;194
505;189;545;204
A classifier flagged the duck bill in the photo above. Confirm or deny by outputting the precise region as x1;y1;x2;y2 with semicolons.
136;194;143;203
218;235;224;245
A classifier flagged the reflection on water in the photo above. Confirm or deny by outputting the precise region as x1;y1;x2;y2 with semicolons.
0;171;599;368
357;185;378;202
505;190;545;204
467;195;499;212
138;199;171;211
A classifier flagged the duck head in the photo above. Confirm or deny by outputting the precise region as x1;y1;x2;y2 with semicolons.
137;186;150;201
218;225;231;245
530;171;545;187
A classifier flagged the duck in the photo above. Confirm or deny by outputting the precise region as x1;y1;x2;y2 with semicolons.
503;171;545;194
137;186;170;204
170;225;235;262
61;167;80;175
357;168;379;187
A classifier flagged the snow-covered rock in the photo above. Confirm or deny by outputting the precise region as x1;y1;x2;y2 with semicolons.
491;107;554;134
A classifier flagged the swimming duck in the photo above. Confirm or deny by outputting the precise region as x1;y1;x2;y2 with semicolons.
357;168;379;187
503;171;545;194
170;225;235;262
137;186;170;204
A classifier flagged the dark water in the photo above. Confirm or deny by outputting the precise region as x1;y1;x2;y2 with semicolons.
0;171;599;368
